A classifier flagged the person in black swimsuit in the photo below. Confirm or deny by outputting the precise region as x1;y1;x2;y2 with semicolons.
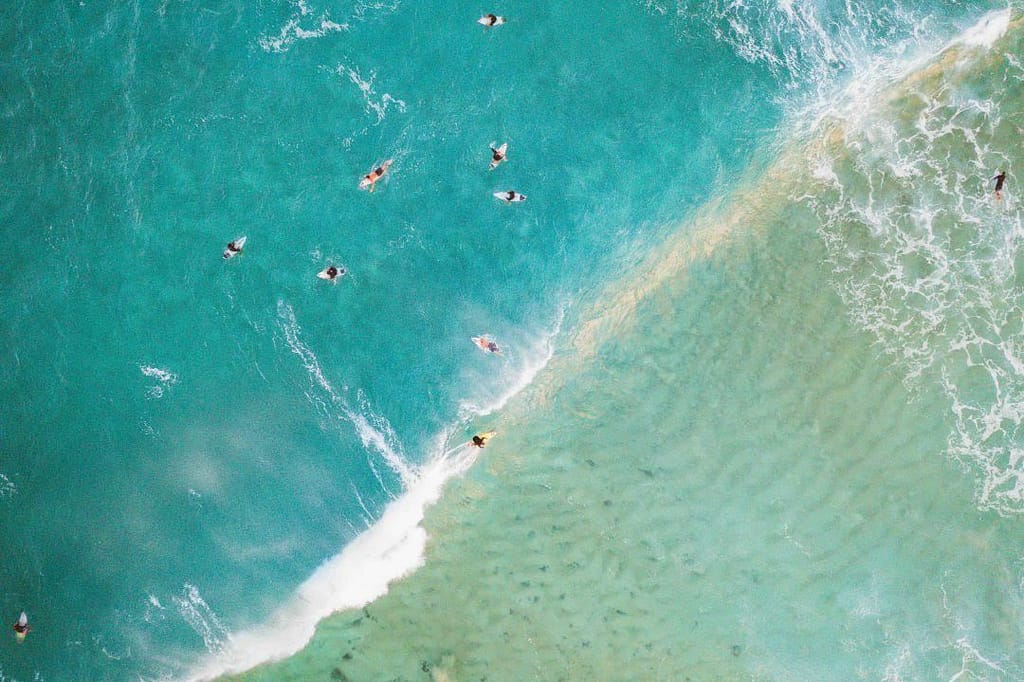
223;240;242;259
993;170;1007;200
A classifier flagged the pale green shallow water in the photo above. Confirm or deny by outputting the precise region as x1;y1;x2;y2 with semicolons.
239;196;1023;680
232;19;1024;680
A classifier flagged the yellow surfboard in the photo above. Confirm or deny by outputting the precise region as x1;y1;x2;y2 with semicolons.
472;430;498;447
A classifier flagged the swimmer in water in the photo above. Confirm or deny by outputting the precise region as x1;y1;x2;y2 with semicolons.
360;159;392;192
489;142;507;171
993;170;1007;200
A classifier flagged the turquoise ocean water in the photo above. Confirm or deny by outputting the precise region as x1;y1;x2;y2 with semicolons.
2;1;1023;680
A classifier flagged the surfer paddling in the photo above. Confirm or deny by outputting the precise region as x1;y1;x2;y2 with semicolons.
489;142;508;170
223;236;246;259
12;612;30;642
359;160;392;192
470;432;495;448
993;170;1007;200
494;190;526;204
479;13;505;27
317;265;346;283
472;335;501;354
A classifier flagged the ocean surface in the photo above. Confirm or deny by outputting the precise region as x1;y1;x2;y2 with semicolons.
1;1;1023;680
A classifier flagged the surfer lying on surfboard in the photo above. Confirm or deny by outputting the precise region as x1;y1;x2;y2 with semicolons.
479;13;505;27
472;335;501;354
489;142;507;170
494;190;526;204
13;612;29;642
359;160;392;192
471;431;496;448
317;265;345;282
223;236;246;259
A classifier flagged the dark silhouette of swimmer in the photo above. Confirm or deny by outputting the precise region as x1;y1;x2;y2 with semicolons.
489;143;508;170
994;170;1007;200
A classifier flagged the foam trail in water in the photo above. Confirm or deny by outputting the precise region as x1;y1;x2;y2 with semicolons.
457;305;564;420
140;364;178;399
0;473;15;498
184;301;562;679
276;300;416;488
185;437;484;681
258;4;347;54
175;584;229;656
335;64;407;124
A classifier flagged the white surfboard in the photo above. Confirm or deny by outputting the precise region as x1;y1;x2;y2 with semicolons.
489;142;508;171
223;235;246;259
478;14;505;26
317;266;346;282
493;191;526;203
472;336;501;354
14;612;28;643
359;159;393;190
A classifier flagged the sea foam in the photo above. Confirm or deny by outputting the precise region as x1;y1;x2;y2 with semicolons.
184;444;482;681
806;10;1024;514
0;473;15;498
183;303;559;679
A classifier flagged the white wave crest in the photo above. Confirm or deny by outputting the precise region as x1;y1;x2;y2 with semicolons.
458;305;564;419
183;299;560;679
185;437;483;681
955;9;1010;49
175;584;229;655
649;0;1005;140
806;11;1024;514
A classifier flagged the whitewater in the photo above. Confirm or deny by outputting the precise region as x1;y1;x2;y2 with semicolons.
2;1;1023;681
